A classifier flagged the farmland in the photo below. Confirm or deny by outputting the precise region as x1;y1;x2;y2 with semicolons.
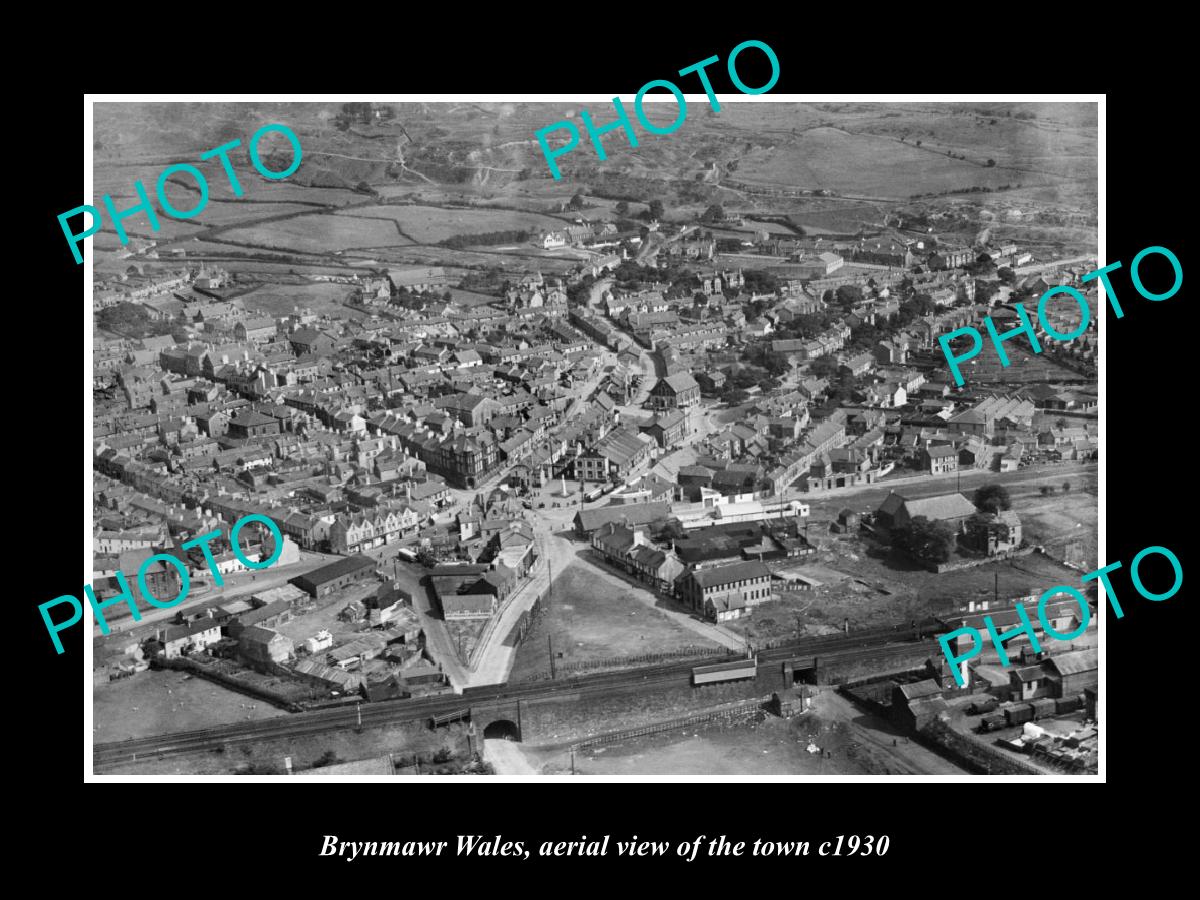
218;212;408;253
334;204;568;244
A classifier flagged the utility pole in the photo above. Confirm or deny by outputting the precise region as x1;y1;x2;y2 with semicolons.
571;747;576;775
356;701;362;733
548;633;556;680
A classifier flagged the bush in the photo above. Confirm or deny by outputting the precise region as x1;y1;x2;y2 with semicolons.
1062;481;1072;493
974;484;1012;513
311;750;342;769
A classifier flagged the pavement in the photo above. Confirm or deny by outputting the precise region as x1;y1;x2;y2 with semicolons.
483;738;538;775
466;545;552;686
410;579;469;692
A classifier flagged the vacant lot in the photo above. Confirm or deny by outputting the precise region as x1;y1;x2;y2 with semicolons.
94;669;288;744
507;562;718;682
335;204;567;243
1015;484;1098;569
530;689;968;775
238;280;358;317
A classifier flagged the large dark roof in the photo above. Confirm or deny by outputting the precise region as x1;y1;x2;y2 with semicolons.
292;554;376;587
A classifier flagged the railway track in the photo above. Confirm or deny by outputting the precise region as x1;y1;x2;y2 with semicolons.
93;621;944;768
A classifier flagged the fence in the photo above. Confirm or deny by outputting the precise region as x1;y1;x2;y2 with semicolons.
752;618;942;652
932;546;1037;574
155;655;304;712
467;545;548;671
557;645;737;677
507;595;544;650
570;696;771;751
917;718;1043;775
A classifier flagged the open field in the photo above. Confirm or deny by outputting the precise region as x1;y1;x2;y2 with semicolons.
507;562;719;682
528;687;969;775
734;127;1059;199
97;716;470;776
238;280;359;316
1015;484;1098;569
94;669;288;744
219;212;407;253
334;204;567;243
943;336;1088;384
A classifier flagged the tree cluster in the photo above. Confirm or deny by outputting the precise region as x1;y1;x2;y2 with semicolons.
438;229;530;250
892;515;957;564
974;484;1011;513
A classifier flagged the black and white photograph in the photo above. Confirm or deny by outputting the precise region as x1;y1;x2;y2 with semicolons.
81;96;1103;780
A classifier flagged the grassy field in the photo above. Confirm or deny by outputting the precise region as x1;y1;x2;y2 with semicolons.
93;669;288;744
1015;483;1098;569
334;204;567;243
218;212;406;252
238;281;358;317
948;339;1087;384
97;716;469;776
734;127;1054;199
507;562;718;682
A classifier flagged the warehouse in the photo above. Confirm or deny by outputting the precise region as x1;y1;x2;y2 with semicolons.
290;555;377;599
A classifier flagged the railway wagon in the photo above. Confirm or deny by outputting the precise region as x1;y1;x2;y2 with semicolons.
693;657;758;686
979;712;1006;732
1004;702;1035;726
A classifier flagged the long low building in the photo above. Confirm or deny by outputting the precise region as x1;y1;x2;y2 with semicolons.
573;500;671;537
290;555;377;599
674;498;809;531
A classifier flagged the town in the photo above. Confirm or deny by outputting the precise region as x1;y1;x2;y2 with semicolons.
90;100;1099;777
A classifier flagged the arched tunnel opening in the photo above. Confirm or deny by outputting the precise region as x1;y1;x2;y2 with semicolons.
483;719;520;741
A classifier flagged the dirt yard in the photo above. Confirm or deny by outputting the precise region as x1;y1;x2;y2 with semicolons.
507;562;719;682
94;669;289;744
524;688;969;776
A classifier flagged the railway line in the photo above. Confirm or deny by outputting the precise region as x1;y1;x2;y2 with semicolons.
93;619;944;769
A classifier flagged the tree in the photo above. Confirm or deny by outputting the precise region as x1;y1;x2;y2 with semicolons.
1040;485;1055;496
648;199;665;220
997;266;1015;284
974;484;1012;513
986;159;996;167
702;203;725;223
615;200;629;216
893;516;956;564
833;284;864;309
568;192;586;210
1062;481;1072;493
